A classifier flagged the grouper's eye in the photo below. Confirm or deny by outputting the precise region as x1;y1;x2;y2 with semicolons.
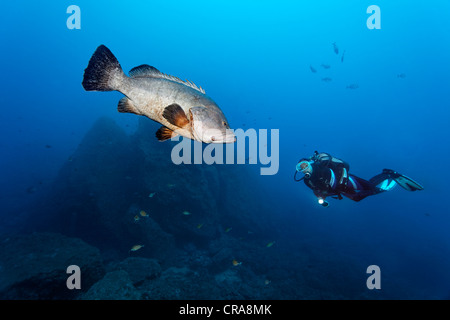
223;121;227;127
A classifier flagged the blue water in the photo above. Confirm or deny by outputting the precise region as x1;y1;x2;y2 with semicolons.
1;1;449;299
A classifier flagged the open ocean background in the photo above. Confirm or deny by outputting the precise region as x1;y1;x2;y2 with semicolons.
0;1;449;299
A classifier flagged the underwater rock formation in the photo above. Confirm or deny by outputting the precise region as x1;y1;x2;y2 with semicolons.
0;232;104;300
114;257;162;286
81;270;141;300
4;116;286;299
29;117;275;264
139;266;222;300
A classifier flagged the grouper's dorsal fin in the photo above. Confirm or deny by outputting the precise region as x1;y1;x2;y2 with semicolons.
129;64;161;78
128;64;206;94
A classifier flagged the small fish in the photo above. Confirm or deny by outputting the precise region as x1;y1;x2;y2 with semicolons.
332;42;339;55
397;73;406;79
266;241;276;248
346;84;359;89
167;183;176;188
264;279;271;286
82;45;235;144
321;64;331;69
321;77;332;82
182;211;191;216
225;227;232;233
134;215;140;222
148;192;156;198
139;210;149;217
341;50;346;63
309;65;317;73
130;245;144;252
232;259;242;267
45;144;52;149
197;223;204;229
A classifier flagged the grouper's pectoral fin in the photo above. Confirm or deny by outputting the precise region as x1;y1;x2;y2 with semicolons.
162;104;189;128
118;97;142;115
156;126;178;142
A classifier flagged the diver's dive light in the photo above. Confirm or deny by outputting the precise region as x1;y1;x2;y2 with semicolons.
318;198;329;207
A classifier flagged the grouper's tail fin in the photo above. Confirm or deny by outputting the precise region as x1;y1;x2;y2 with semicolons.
82;45;125;91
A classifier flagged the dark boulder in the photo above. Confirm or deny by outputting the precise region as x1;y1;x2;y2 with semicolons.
114;257;161;286
80;270;141;300
0;232;104;300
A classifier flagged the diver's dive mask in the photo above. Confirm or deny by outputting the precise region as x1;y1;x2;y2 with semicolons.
297;161;313;176
294;160;313;181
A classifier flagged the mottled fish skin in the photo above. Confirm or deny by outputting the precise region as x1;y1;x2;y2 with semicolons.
120;76;225;140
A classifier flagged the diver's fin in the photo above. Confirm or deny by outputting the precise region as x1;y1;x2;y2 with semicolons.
377;178;397;191
383;169;424;191
82;45;124;91
118;97;141;115
393;174;424;191
162;104;189;128
156;126;178;142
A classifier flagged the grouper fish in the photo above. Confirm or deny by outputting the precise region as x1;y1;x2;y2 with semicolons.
82;45;235;144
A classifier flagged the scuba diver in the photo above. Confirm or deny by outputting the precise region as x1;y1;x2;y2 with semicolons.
294;151;424;207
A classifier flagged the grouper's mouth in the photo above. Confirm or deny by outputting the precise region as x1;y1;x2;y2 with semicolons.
189;109;235;143
211;132;236;143
191;124;236;143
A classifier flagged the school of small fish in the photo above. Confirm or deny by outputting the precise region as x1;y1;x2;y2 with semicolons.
310;42;406;89
310;42;356;89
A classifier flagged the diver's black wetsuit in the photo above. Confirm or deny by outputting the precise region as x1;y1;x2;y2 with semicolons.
303;153;386;202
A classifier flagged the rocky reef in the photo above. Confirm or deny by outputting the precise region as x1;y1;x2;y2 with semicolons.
30;117;275;257
0;232;104;299
1;117;284;300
